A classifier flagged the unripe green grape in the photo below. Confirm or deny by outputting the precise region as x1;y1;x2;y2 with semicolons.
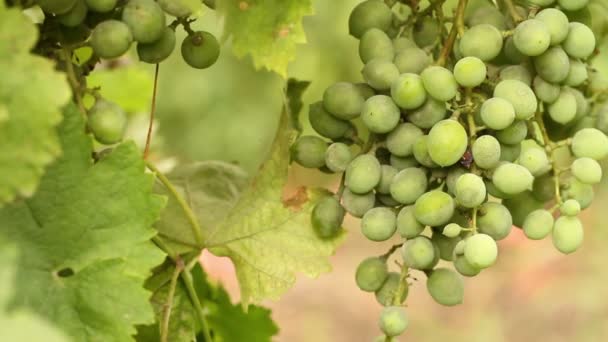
527;0;556;5
58;0;87;27
375;272;407;306
552;216;584;254
37;0;77;14
454;173;486;208
481;97;516;130
420;66;458;102
122;0;166;43
454;56;487;87
386;123;423;157
499;143;522;162
427;120;468;167
379;306;408;337
432;233;461;261
570;116;596;134
390;167;427;204
571;157;602;184
464;233;498;269
407;98;447;129
393;37;416;53
181;31;220;69
459;24;504;61
426;268;464;306
355;83;376;100
414;191;455;227
499;65;533;86
341;189;375;218
518;146;550;176
477;202;513;240
523;209;554;240
442;223;462;239
391;74;427;110
401;236;436;270
596;104;608;134
472;135;501;169
454;255;481;277
355;257;388;292
533;76;560;103
397;205;425;238
359;28;394;64
565;59;589;87
325;142;352;173
377;194;400;207
362;207;397;241
571;128;608;160
85;0;117;12
158;0;200;17
412;136;438;168
361;95;401;134
535;8;569;45
533;47;570;83
558;0;589;11
376;165;398;194
390;155;418;170
90;20;133;59
346;154;382;194
560;199;581;217
291;136;327;168
87;100;127;145
137;27;176;64
503;190;544;227
362;59;400;91
496;120;528;145
485;180;512;199
493;80;538;120
467;5;507;30
446;166;468;195
308;102;353;140
563;179;595;209
311;196;345;238
492;162;534;195
413;16;441;47
394;47;432;74
563;22;596;59
503;36;528;64
514;19;552;56
348;0;393;39
567;87;590;121
548;90;577;124
532;175;555;202
323;82;365;120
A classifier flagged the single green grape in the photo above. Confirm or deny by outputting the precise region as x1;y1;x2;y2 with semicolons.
346;154;382;194
472;135;501;169
499;65;533;86
533;46;570;83
535;8;569;45
386;123;423;157
355;83;376;100
390;167;428;204
85;0;117;12
571;157;602;184
552;216;584;254
533;76;560;103
413;16;441;47
565;59;589;87
496;120;528;145
401;236;436;270
493;80;538;120
454;56;487;87
571;128;608;160
137;27;176;64
446;167;467;196
376;165;398;194
122;0;166;43
420;66;458;102
432;233;461;261
323;82;365;120
503;190;544;227
518;145;550;176
396;205;425;238
567;87;590;122
499;143;522;162
355;257;388;292
563;179;595;209
454;255;481;277
90;20;133;59
467;5;507;30
412;135;439;168
503;36;528;64
348;0;393;38
481;97;516;130
362;207;397;241
391;73;427;110
375;272;407;306
325;143;352;173
454;173;486;208
361;95;401;134
492;162;534;195
558;0;590;12
341;189;375;218
523;209;554;240
58;0;88;27
407;98;447;129
414;190;455;227
158;0;200;17
560;199;581;217
477;202;513;240
37;0;77;14
563;22;596;59
87;99;127;145
379;306;408;337
291;136;327;168
393;37;416;53
514;19;551;56
464;233;498;269
390;155;419;170
362;59;400;91
359;28;394;63
308;102;353;140
427;120;468;167
394;47;432;74
311;196;345;238
442;223;462;239
426;268;465;306
181;31;220;69
548;89;577;124
532;175;555;202
459;24;504;61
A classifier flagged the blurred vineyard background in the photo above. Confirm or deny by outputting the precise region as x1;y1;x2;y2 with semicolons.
87;0;608;341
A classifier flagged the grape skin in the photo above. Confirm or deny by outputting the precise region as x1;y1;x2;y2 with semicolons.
181;31;220;69
323;82;365;120
455;173;486;208
523;209;554;240
560;199;581;217
401;236;436;270
426;268;464;306
86;0;117;13
58;0;88;27
376;165;397;194
355;257;388;292
571;157;602;184
341;189;375;218
454;57;487;87
459;24;504;61
348;0;393;39
477;202;513;240
563;179;595;209
391;74;427;110
427;119;468;167
325;142;352;173
362;59;400;91
499;65;533;86
552;216;584;254
496;120;528;145
565;59;589;87
518;145;550;176
158;0;200;17
499;143;522;163
548;90;577;124
571;128;608;160
346;154;382;194
291;136;327;168
122;0;166;43
394;47;432;74
534;47;570;83
472;136;501;169
533;76;561;103
432;233;461;261
390;155;419;170
535;8;570;45
375;272;407;306
454;255;481;277
137;27;176;64
361;207;397;241
563;22;596;59
514;19;552;56
558;0;590;12
311;196;345;238
412;136;439;168
38;0;77;14
464;234;498;269
359;28;394;63
390;168;428;205
407;98;447;129
397;205;425;238
414;190;455;227
309;102;353;140
386;123;423;157
90;20;133;59
493;80;538;120
379;306;408;337
361;95;401;133
87;99;127;144
492;163;534;195
420;66;458;102
481;97;516;130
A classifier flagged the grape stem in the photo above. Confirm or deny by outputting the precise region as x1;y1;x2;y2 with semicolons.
161;260;183;342
144;63;160;159
500;0;524;24
182;259;214;342
380;243;404;260
471;207;478;233
59;47;87;120
436;0;468;67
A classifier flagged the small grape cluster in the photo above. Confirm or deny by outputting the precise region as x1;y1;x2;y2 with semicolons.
291;0;608;339
34;0;218;145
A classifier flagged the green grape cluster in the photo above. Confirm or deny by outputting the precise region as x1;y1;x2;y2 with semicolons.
293;0;608;339
38;0;219;68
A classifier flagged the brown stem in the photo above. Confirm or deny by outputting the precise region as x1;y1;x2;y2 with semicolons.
436;0;468;66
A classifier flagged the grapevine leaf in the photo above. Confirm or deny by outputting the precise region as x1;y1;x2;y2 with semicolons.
218;0;313;77
0;8;71;205
0;104;166;341
0;241;71;342
87;66;153;113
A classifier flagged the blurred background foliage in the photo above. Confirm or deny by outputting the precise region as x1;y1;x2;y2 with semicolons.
89;0;608;340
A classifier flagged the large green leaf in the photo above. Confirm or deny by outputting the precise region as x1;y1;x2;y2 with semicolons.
218;0;313;77
87;66;153;114
0;104;166;341
0;8;71;205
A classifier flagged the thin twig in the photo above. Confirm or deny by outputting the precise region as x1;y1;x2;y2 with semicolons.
144;64;160;159
436;0;468;66
502;0;524;24
181;266;213;342
60;47;87;119
160;262;183;342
